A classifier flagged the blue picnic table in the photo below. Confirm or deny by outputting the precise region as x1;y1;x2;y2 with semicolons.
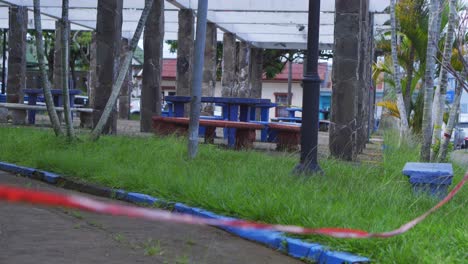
164;96;276;146
286;107;302;118
273;107;330;124
270;108;303;124
23;88;81;124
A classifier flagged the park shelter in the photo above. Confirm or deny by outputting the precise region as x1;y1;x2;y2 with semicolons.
0;0;390;162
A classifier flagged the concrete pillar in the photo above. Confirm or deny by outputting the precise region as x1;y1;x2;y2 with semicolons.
201;22;217;114
237;41;251;98
221;32;237;97
93;0;123;134
176;8;194;97
330;0;363;161
6;6;27;125
118;38;132;120
250;48;263;99
141;0;164;132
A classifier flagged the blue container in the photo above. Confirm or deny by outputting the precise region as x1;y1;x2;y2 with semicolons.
410;183;449;199
402;162;453;199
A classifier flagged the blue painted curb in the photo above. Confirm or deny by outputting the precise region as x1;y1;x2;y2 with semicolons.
37;170;61;184
0;161;370;263
0;162;36;177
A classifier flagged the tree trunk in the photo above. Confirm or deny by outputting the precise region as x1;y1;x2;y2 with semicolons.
33;0;63;136
88;33;97;108
287;58;292;107
431;0;456;161
176;9;194;98
420;0;441;161
438;73;465;161
91;0;154;140
237;41;251;98
92;0;123;134
118;38;132;120
201;22;217;115
221;33;237;97
141;0;164;132
176;8;194;116
53;20;63;89
70;56;77;90
7;6;27;125
250;48;263;99
390;0;410;141
60;0;74;140
404;45;415;118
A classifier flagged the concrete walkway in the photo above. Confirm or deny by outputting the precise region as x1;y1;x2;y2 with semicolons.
0;171;302;264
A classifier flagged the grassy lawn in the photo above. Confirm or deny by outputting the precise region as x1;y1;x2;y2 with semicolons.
0;126;466;263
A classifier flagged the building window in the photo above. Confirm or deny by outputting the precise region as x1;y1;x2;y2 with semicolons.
274;93;290;117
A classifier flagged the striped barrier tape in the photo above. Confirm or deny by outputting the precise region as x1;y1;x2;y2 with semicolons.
0;170;466;239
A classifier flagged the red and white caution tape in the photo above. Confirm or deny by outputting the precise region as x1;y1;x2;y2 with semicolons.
0;171;467;239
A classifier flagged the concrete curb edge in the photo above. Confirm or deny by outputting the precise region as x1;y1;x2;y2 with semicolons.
0;161;370;264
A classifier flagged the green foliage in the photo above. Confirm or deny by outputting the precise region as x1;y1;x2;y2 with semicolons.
377;100;401;119
410;90;424;135
70;31;92;71
373;0;463;135
0;126;467;263
26;29;92;71
166;40;177;53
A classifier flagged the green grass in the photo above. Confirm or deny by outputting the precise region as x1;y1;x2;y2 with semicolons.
0;126;467;263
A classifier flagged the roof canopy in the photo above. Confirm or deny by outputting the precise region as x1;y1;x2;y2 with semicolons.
0;0;390;50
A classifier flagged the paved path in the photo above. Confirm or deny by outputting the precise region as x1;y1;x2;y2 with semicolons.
0;171;303;264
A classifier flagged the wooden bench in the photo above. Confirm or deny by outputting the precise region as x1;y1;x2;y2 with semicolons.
152;116;264;149
267;123;301;151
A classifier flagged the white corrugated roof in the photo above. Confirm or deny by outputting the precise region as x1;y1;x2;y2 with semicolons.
0;0;391;49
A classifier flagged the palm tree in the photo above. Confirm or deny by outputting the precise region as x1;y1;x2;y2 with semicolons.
396;0;429;117
431;0;457;161
420;0;442;161
390;0;410;140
